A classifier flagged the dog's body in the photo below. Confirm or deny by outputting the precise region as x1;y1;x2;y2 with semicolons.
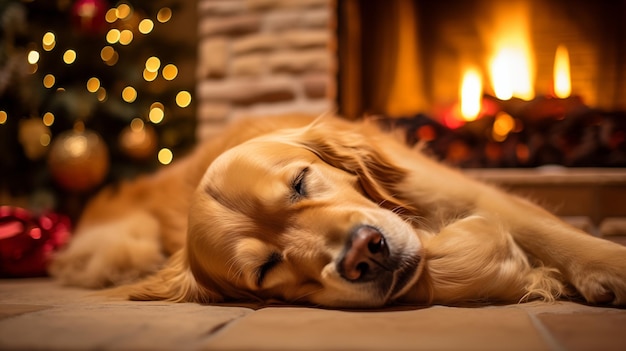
51;114;626;308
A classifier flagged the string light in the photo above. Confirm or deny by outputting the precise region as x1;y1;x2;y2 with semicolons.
157;8;172;23
97;87;107;102
106;29;121;44
149;105;164;123
158;148;173;165
43;74;55;88
87;77;100;93
42;32;56;51
27;50;40;64
119;29;133;45
105;8;117;23
130;118;144;131
100;46;114;61
162;64;178;80
175;91;192;108
63;49;76;64
145;56;160;72
122;86;137;102
40;133;51;147
43;112;55;126
0;111;7;124
143;69;157;81
138;19;154;34
116;3;132;20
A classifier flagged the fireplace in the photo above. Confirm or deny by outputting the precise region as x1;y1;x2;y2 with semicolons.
336;0;626;168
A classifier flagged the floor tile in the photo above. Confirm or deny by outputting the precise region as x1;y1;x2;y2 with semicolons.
536;311;626;351
204;306;550;351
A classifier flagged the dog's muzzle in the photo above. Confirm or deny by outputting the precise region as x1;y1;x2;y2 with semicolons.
337;225;393;282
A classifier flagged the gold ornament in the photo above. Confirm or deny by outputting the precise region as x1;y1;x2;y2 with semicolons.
118;119;158;160
18;117;52;160
48;127;109;192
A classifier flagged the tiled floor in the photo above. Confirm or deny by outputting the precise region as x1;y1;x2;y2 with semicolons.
1;279;625;350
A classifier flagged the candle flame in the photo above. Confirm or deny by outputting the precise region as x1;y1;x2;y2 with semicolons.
460;68;482;121
553;45;571;98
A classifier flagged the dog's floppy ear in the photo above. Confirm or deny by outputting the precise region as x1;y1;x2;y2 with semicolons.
125;250;223;303
297;119;415;213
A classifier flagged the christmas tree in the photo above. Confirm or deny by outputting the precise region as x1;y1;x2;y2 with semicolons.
0;0;196;219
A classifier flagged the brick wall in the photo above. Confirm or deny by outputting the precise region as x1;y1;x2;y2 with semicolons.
196;0;335;140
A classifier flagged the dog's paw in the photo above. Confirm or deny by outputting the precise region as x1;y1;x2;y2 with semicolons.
567;243;626;306
49;211;165;288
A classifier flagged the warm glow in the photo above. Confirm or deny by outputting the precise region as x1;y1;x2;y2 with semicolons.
116;3;132;20
157;8;172;23
460;68;482;121
143;68;159;82
0;111;7;124
145;57;161;72
143;69;157;81
105;8;117;23
42;32;56;51
122;86;137;102
553;45;571;98
130;118;144;132
100;46;115;62
27;50;40;64
487;1;534;101
158;148;173;165
149;106;164;123
63;49;77;64
87;77;100;93
119;30;133;45
492;112;515;142
104;51;119;66
43;74;55;88
176;91;192;108
162;64;178;80
97;87;107;102
43;112;55;126
106;29;121;44
139;19;154;34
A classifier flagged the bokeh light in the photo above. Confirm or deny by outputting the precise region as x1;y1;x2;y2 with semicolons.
158;148;173;165
139;19;154;34
122;86;137;103
157;8;172;23
162;64;178;80
175;91;192;108
43;74;55;88
63;49;76;64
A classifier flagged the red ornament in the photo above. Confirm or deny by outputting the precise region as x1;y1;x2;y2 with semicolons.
0;206;71;277
71;0;108;35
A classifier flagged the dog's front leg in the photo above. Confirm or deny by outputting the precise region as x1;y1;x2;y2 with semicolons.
477;186;626;306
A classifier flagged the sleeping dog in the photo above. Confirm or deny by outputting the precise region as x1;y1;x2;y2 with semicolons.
50;114;626;307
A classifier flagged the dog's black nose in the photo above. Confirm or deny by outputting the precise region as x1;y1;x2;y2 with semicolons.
338;225;390;282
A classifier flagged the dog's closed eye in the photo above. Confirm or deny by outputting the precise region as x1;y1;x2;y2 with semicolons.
256;252;283;287
291;167;309;199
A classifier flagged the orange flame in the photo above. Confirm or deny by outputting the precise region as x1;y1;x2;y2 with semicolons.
553;45;571;98
460;68;482;121
486;1;535;101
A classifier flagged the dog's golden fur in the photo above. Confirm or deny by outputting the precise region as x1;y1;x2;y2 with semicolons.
50;114;626;308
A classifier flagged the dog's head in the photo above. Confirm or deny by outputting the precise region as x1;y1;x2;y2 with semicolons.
130;119;424;307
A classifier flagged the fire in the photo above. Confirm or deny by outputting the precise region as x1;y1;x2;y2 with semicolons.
553;44;571;98
460;68;482;121
486;1;535;101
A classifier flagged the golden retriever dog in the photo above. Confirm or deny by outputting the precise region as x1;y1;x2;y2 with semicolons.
50;114;626;308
